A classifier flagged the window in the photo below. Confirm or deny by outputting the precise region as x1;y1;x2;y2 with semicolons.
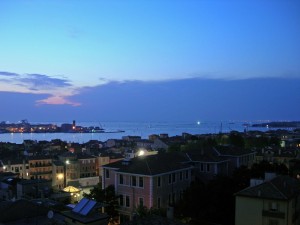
139;197;144;207
119;174;124;185
179;172;183;181
200;163;204;172
139;177;144;188
172;193;176;204
185;170;189;179
206;164;210;172
119;195;124;206
157;197;161;208
132;176;137;186
270;202;278;211
105;169;110;178
168;174;172;184
172;173;176;183
157;177;161;187
126;196;130;207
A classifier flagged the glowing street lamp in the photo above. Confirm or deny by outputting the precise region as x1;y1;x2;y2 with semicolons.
137;149;145;156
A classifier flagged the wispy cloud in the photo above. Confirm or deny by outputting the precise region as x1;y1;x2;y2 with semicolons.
36;95;81;106
0;71;79;107
16;73;72;90
0;71;19;77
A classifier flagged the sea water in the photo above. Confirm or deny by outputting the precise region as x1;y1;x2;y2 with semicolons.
0;121;275;144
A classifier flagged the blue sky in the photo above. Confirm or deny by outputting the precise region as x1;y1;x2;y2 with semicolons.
0;0;299;122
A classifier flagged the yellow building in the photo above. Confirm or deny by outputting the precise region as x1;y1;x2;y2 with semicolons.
28;156;52;180
235;175;300;225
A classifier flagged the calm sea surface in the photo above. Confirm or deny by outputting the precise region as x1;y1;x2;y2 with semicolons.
0;121;278;144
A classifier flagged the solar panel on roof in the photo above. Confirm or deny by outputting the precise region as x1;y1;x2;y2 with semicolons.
72;198;89;213
79;200;97;216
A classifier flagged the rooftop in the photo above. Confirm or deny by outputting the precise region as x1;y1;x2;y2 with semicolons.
103;152;191;176
236;175;300;200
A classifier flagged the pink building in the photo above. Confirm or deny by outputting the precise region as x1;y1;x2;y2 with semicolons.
102;152;193;222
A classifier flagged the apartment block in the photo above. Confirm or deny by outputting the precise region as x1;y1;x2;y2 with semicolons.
102;152;193;221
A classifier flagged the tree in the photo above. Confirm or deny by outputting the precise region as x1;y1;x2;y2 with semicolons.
83;184;119;221
228;132;245;148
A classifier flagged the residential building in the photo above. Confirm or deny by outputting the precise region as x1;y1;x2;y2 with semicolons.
52;160;65;190
1;159;29;179
17;179;52;199
77;154;99;187
186;149;230;180
255;147;297;168
213;146;256;174
28;156;52;180
235;175;300;225
102;152;193;222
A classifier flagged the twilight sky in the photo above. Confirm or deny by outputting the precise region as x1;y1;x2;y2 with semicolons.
0;0;299;122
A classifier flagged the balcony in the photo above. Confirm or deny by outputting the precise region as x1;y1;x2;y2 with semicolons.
262;210;285;219
30;163;52;168
30;171;52;175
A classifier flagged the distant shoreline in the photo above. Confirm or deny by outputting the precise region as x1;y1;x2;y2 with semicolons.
252;121;300;128
0;120;124;134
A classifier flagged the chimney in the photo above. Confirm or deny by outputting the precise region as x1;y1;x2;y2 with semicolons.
265;172;277;181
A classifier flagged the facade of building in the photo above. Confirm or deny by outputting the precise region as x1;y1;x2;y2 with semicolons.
28;156;52;180
102;152;193;221
52;160;65;190
235;175;300;225
1;159;29;179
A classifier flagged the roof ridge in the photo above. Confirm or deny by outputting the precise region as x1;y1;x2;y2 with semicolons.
145;158;152;175
212;147;221;156
269;179;288;199
185;153;192;162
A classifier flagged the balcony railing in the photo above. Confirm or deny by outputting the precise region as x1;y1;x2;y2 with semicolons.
262;210;285;219
30;163;52;168
30;171;52;175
